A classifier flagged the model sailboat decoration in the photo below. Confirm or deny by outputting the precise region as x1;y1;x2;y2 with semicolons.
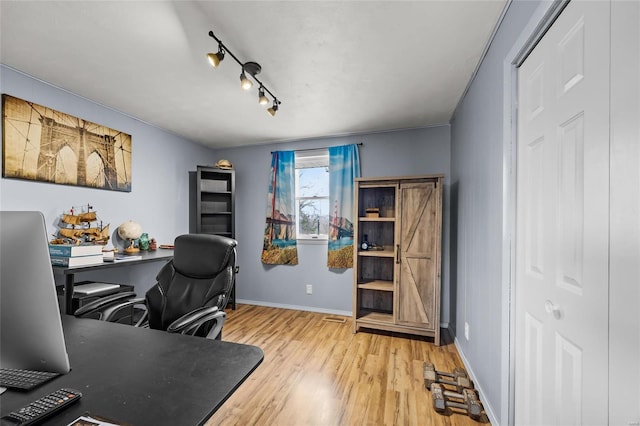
50;204;110;245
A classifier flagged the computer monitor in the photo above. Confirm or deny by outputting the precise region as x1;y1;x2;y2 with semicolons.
0;211;71;374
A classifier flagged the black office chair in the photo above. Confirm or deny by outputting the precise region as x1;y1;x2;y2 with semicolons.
75;234;237;340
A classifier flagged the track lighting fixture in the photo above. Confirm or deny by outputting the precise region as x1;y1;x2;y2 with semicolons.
267;100;280;117
258;87;269;105
207;30;281;116
207;46;224;68
240;71;253;90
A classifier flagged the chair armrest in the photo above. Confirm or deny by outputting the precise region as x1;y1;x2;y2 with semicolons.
100;297;147;326
74;291;136;317
167;306;227;340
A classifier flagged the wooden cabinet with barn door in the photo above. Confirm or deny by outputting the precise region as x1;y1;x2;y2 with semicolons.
352;175;443;345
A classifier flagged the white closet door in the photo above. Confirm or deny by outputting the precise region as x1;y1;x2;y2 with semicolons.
515;1;610;424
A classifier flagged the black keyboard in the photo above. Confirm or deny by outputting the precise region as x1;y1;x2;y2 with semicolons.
0;369;60;391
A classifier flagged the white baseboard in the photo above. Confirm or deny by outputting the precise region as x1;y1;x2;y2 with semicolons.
236;299;352;317
237;299;451;331
447;322;456;338
454;337;500;426
237;299;451;334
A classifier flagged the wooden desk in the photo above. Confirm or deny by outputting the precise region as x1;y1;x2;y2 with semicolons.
0;316;264;425
54;250;174;315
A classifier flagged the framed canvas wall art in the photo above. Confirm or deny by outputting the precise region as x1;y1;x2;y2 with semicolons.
2;94;132;192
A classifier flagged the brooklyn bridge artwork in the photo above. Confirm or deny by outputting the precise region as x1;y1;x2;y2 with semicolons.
2;94;132;192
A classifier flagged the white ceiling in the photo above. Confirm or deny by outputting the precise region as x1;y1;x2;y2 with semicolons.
0;1;506;149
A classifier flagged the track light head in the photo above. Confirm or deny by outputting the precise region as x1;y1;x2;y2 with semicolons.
267;101;279;117
206;46;225;68
240;71;253;90
258;88;269;105
241;62;261;90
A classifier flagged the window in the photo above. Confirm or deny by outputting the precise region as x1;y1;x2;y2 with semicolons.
295;150;329;240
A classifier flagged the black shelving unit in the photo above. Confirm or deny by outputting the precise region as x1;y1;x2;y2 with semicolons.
196;166;236;308
196;166;235;237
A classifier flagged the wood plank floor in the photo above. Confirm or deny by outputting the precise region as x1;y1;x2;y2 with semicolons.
206;304;489;426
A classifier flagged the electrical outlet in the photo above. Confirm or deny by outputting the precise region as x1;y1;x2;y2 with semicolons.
464;322;470;340
306;284;312;295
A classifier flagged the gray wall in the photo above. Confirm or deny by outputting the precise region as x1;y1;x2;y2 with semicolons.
0;65;215;293
0;62;453;322
450;0;546;424
609;2;640;422
214;126;452;320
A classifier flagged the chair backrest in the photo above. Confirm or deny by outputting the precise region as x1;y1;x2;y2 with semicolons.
145;234;237;337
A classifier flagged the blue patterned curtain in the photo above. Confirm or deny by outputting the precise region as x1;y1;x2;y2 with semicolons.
262;151;298;265
327;144;361;268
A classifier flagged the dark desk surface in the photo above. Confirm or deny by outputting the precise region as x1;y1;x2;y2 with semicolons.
53;249;174;275
54;250;174;315
1;316;263;425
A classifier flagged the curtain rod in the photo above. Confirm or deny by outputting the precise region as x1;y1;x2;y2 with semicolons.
271;142;363;154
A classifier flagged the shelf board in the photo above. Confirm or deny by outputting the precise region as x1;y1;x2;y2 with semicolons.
358;280;394;291
200;190;232;195
358;249;394;258
359;217;395;222
358;182;398;188
202;231;233;237
201;227;232;233
357;311;394;325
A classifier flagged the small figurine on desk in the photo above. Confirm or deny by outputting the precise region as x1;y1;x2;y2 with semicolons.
138;232;150;251
149;238;157;251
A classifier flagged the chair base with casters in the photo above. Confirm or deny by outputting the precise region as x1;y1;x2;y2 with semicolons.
74;234;237;341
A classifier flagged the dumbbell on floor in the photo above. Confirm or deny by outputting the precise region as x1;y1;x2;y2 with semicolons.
431;383;483;420
423;362;472;393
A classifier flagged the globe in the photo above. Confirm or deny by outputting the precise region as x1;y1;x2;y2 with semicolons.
118;220;142;252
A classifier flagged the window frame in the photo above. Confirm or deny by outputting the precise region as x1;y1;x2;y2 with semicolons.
294;149;330;242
